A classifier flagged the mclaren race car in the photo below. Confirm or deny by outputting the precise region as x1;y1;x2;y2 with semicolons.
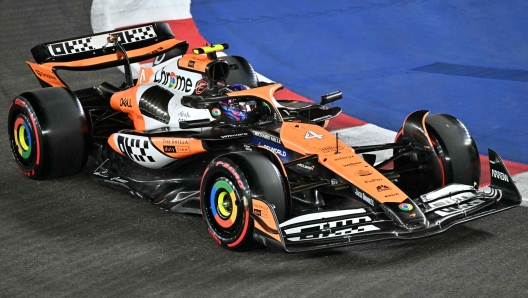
8;22;522;252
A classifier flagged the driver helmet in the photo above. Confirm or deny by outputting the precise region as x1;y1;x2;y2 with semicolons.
216;84;255;122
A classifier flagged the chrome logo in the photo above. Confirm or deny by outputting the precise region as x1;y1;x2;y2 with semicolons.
211;108;221;117
13;117;32;159
399;203;413;211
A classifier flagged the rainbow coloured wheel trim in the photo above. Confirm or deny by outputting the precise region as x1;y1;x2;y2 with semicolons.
210;178;239;229
209;177;243;238
12;115;34;166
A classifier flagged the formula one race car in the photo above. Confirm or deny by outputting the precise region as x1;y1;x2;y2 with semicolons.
8;23;522;252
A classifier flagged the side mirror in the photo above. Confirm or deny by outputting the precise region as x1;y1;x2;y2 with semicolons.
320;91;342;105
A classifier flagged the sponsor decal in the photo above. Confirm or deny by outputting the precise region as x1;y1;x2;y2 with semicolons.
20;169;35;178
211;107;221;117
364;178;383;184
319;145;345;153
252;131;281;144
220;133;248;139
177;111;191;119
296;163;314;171
398;203;413;211
491;169;509;182
376;185;391;192
434;199;485;217
110;177;128;183
163;145;176;153
354;188;375;206
153;54;166;66
162;138;190;145
154;67;194;93
384;193;399;198
252;137;290;161
188;60;195;68
14;98;25;107
304;130;324;140
243;144;253;151
195;79;208;95
253;201;270;219
208;228;222;245
120;98;132;107
34;69;58;80
409;213;417;218
355;170;372;176
330;178;339;185
93;171;109;178
343;161;362;167
334;155;354;161
285;216;379;241
147;47;163;55
259;143;287;157
216;161;245;190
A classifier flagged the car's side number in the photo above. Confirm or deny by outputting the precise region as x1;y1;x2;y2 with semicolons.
304;130;323;140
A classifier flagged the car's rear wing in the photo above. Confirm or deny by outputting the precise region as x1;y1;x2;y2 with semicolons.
27;22;189;88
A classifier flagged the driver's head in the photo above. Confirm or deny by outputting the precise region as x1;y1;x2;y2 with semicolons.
215;84;254;122
218;99;249;122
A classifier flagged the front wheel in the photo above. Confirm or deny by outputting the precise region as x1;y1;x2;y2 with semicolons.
200;151;288;251
394;113;480;198
200;157;254;251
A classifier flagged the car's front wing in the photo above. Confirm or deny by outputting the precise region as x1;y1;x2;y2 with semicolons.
252;150;522;252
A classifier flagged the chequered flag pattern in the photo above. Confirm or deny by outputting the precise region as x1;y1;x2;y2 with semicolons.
117;135;155;163
48;25;157;56
66;38;94;53
127;27;156;42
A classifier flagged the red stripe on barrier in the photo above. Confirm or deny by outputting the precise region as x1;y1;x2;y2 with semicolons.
164;19;209;52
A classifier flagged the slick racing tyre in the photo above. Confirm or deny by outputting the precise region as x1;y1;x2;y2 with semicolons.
394;113;480;198
200;152;287;251
7;87;90;180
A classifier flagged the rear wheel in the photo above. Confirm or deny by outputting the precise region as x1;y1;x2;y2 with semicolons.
7;88;90;180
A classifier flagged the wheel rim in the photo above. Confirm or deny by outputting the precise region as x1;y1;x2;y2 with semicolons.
11;114;35;168
207;177;243;238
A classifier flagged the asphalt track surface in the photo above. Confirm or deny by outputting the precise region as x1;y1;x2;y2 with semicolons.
1;1;528;297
